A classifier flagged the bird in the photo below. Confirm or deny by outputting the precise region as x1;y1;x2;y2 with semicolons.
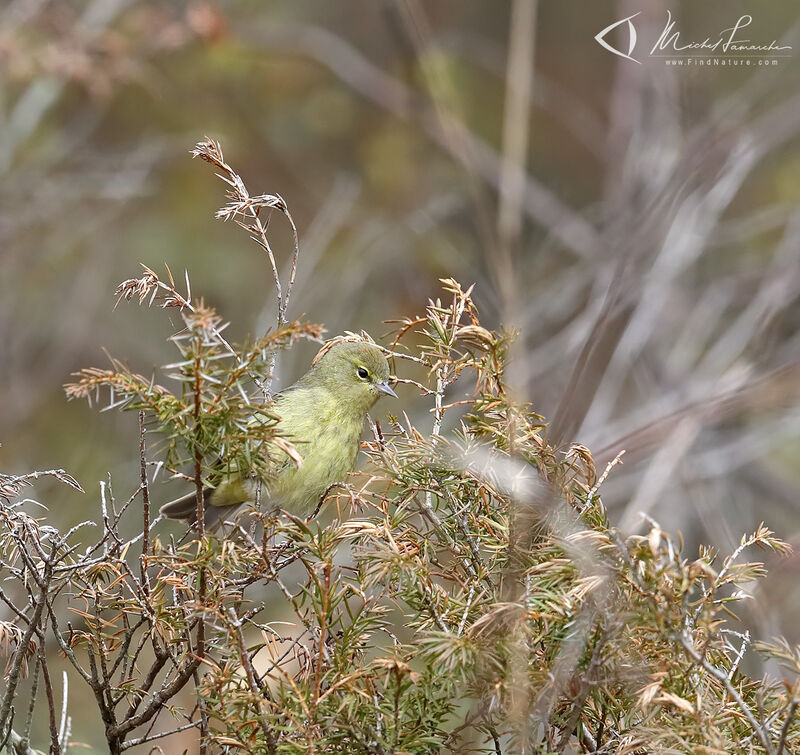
159;339;397;531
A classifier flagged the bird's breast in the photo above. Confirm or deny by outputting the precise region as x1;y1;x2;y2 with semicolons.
270;387;365;513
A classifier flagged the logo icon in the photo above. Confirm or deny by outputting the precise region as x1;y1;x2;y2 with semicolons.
594;12;641;63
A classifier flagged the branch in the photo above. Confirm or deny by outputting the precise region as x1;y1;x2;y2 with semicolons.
679;633;775;755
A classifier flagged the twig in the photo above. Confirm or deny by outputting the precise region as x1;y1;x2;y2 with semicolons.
138;411;150;595
57;671;69;751
0;556;51;740
38;643;61;755
227;608;278;754
191;138;300;329
191;350;207;670
312;563;332;710
777;700;799;755
119;720;201;750
679;632;775;755
20;656;40;751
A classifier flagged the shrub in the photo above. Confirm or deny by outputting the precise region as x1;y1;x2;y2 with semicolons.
1;142;798;755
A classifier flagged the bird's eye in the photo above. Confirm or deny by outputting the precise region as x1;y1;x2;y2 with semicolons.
357;367;369;380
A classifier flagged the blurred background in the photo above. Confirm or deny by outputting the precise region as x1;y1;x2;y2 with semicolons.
2;0;800;747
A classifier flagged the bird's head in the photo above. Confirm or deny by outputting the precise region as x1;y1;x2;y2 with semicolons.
309;340;397;413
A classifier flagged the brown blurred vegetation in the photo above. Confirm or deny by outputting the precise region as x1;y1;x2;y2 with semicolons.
3;0;800;749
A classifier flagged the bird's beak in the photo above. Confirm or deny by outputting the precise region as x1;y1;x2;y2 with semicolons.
376;381;398;398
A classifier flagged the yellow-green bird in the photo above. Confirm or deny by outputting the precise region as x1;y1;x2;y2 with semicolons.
160;340;397;529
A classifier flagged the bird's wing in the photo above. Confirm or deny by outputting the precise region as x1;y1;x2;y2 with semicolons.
160;389;301;525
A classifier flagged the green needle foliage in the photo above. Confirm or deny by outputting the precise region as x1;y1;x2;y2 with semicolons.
1;275;793;754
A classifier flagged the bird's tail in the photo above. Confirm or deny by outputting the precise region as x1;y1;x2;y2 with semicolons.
160;488;251;532
159;488;211;521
